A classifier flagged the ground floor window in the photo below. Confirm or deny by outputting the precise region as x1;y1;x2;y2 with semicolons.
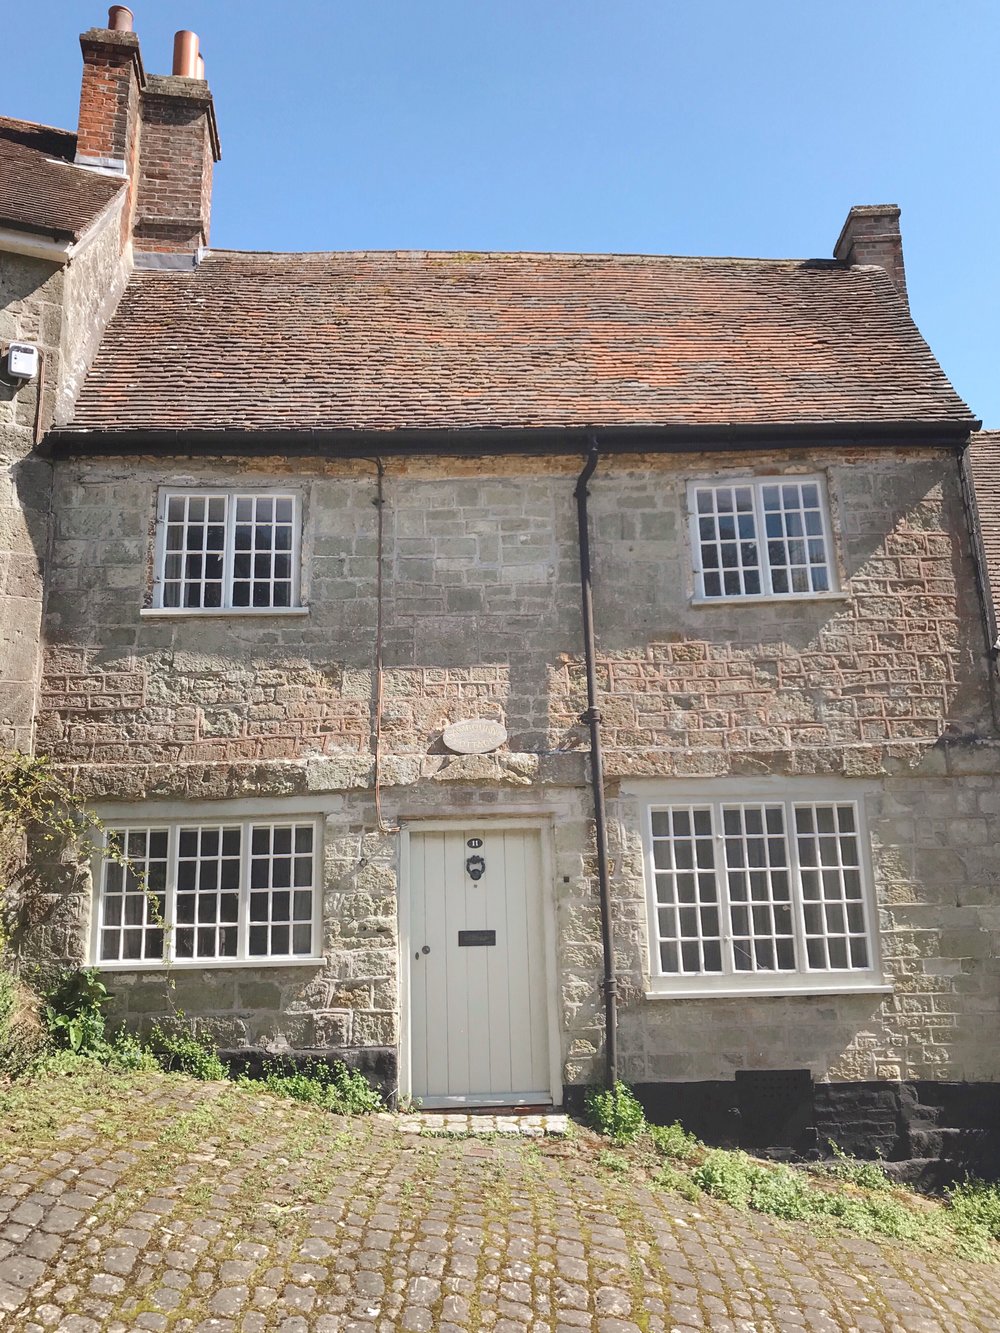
96;819;319;965
638;785;881;995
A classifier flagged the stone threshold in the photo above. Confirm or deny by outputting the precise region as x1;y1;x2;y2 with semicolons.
387;1111;570;1137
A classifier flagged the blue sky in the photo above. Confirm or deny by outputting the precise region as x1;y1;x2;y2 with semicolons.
9;2;999;424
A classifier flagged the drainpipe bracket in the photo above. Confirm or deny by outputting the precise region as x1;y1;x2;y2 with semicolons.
579;707;602;724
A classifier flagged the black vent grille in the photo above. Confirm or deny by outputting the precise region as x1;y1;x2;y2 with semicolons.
736;1068;814;1150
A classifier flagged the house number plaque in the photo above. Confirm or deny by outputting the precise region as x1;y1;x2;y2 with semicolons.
458;930;496;947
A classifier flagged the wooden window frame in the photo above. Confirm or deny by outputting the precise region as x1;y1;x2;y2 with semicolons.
93;816;324;970
151;488;303;614
687;473;838;603
629;779;889;999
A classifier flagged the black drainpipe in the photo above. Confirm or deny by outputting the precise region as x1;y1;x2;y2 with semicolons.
574;435;618;1088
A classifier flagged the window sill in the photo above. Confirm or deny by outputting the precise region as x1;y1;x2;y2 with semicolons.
645;981;893;1000
139;607;309;619
95;956;327;972
689;592;848;608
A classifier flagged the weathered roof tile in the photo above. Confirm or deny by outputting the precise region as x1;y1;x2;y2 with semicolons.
63;248;975;434
0;116;123;242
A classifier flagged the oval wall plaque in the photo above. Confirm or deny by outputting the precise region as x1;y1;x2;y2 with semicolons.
441;718;508;755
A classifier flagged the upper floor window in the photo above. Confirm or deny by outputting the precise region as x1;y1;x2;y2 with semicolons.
95;818;320;967
636;782;883;997
154;490;300;611
689;476;835;600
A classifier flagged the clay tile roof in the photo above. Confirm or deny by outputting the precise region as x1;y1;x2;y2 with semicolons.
0;116;123;242
969;431;1000;617
64;249;976;435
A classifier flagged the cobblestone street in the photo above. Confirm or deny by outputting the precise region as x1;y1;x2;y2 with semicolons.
1;1074;999;1332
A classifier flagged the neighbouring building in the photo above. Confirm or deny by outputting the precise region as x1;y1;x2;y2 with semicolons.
4;8;1000;1179
969;430;1000;644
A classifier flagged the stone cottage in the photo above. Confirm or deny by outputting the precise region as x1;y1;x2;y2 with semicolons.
4;9;1000;1171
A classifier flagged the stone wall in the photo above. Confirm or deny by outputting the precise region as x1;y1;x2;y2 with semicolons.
609;751;1000;1087
40;447;992;773
0;203;129;752
0;252;64;751
36;444;1000;1090
56;196;131;425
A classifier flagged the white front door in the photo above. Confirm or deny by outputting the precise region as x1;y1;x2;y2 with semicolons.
408;824;552;1108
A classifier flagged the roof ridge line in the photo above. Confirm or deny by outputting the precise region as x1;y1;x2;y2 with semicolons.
190;247;846;265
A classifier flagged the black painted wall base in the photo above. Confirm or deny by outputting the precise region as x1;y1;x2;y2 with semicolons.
564;1074;1000;1188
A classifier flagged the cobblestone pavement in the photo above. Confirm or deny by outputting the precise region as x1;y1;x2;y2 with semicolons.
2;1074;1000;1332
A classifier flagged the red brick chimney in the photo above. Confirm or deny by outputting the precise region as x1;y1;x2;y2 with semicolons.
834;205;908;306
75;7;144;178
133;30;221;261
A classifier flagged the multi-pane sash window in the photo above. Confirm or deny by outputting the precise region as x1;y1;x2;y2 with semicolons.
689;477;834;600
644;794;878;993
155;491;299;610
97;820;319;965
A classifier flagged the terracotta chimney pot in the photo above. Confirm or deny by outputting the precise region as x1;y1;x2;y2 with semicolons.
172;30;199;78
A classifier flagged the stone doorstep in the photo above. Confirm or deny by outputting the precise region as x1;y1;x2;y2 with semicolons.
386;1111;570;1137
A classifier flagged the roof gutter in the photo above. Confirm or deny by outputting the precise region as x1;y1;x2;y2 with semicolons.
45;418;981;459
0;226;75;263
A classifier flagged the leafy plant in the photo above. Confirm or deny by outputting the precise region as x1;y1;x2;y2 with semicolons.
248;1058;382;1115
150;1026;228;1081
585;1082;646;1144
649;1119;701;1162
44;968;110;1055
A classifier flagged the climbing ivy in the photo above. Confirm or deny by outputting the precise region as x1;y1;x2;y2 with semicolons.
0;749;155;952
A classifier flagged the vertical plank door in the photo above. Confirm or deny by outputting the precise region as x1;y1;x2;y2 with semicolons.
409;826;550;1107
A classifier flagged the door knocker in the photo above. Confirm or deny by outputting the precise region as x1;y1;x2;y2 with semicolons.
466;854;485;882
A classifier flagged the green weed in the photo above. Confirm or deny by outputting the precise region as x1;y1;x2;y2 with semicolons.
821;1140;891;1190
150;1026;228;1080
653;1162;701;1201
243;1057;382;1115
949;1179;1000;1240
649;1120;701;1162
585;1082;646;1145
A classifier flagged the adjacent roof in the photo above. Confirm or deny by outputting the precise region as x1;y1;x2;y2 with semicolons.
969;431;1000;619
0;116;123;242
62;249;976;436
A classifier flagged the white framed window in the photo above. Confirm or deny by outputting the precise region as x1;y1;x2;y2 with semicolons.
95;818;322;967
153;490;301;611
634;781;885;997
688;475;835;600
